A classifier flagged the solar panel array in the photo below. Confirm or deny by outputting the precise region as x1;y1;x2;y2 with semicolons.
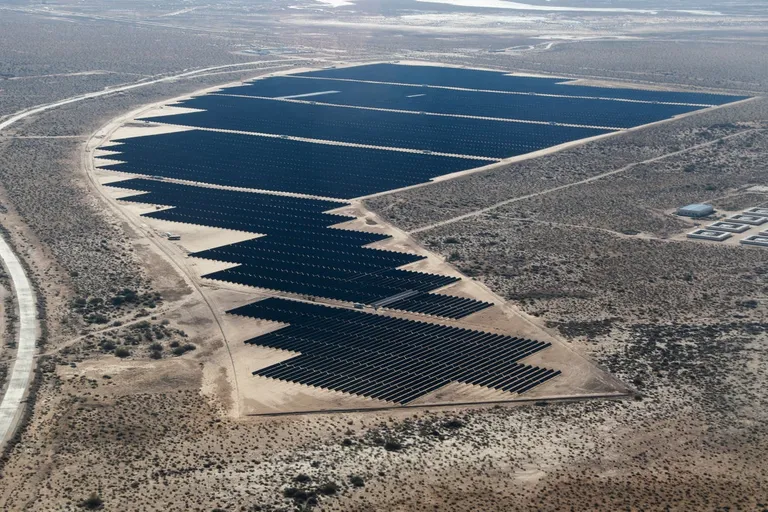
231;298;560;404
97;63;742;403
107;178;492;319
99;129;480;198
219;77;703;129
143;95;612;159
296;63;747;106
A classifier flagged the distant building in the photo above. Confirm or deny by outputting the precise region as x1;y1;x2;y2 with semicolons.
677;204;714;217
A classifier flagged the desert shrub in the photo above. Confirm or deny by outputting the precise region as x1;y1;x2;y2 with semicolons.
79;493;103;510
171;343;196;356
86;313;109;324
384;439;402;452
443;418;464;429
349;475;365;488
317;482;339;496
114;348;130;358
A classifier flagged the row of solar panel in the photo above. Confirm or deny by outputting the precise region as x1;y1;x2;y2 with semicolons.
146;94;612;159
297;63;747;106
232;297;558;403
384;292;491;318
144;208;380;245
204;266;459;305
108;178;493;319
257;354;558;404
106;176;348;212
219;77;702;128
99;129;479;199
193;238;423;273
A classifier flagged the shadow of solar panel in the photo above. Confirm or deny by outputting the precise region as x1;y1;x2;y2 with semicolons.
98;128;483;199
230;298;559;404
297;64;748;105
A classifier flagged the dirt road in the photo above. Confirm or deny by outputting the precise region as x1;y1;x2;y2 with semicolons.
0;232;37;447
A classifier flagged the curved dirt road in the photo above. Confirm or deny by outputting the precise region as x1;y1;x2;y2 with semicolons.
0;233;37;446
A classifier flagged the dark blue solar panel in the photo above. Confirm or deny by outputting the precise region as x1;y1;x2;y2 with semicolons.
107;179;492;319
230;297;559;404
144;95;612;158
297;63;748;105
99;129;481;199
221;77;701;128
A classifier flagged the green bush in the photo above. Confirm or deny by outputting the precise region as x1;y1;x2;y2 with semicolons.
115;348;131;358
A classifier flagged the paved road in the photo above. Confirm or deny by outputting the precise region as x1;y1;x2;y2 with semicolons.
0;232;37;445
0;59;300;446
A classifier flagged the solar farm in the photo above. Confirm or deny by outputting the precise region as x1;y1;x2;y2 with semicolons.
93;62;744;413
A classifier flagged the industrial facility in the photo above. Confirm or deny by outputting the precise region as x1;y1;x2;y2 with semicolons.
677;203;714;218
